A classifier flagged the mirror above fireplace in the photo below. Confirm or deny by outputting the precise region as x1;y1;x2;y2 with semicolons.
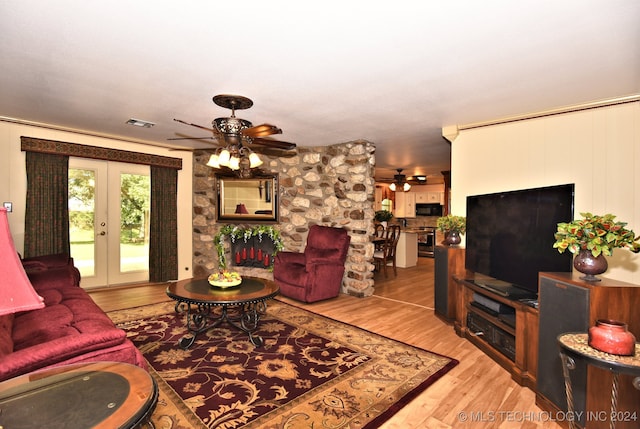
215;173;279;223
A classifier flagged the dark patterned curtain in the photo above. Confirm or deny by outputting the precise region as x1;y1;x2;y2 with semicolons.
24;151;70;258
149;166;178;282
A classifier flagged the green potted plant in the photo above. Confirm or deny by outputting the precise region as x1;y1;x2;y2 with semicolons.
436;215;466;245
374;210;393;228
553;212;640;281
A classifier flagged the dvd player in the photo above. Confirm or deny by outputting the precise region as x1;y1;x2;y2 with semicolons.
471;279;536;299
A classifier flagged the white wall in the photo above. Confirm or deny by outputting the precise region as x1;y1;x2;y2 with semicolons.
450;101;640;284
0;121;194;280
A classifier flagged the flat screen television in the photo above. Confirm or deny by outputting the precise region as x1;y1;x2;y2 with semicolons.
465;184;575;298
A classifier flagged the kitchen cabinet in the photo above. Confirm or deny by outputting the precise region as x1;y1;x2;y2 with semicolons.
374;186;383;211
394;192;415;218
415;192;430;203
415;191;444;205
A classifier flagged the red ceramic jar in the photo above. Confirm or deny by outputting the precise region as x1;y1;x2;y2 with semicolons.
588;319;636;356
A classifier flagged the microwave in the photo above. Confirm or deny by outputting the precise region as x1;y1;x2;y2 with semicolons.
415;203;442;216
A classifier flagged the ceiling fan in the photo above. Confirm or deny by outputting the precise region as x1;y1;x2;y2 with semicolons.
170;94;297;177
379;169;428;191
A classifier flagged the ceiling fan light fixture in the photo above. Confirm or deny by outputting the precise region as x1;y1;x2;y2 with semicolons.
176;95;296;178
218;149;231;166
248;151;263;168
213;117;252;135
228;156;240;170
206;153;220;168
388;168;411;192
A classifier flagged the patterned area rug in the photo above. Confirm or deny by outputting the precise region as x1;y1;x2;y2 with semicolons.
109;300;458;429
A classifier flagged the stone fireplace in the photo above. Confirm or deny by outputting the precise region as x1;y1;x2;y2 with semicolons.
192;140;378;297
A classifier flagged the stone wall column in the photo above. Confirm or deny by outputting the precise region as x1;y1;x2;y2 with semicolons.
192;140;377;297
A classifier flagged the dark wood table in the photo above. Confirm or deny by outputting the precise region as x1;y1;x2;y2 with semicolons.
166;276;279;348
0;361;158;429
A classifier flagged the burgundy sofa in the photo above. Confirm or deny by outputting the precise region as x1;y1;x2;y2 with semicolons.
273;225;351;303
0;254;146;382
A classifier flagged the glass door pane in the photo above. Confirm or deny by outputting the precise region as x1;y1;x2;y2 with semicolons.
69;159;149;288
69;168;97;279
118;172;150;273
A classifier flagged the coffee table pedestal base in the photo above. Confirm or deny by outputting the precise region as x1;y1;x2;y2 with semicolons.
176;300;267;348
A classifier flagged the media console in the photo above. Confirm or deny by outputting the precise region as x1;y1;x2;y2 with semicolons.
453;271;640;429
454;274;539;389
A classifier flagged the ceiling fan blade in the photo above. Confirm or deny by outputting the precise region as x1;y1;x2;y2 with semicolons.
250;137;296;150
242;123;282;138
250;146;297;157
167;136;216;141
173;118;216;133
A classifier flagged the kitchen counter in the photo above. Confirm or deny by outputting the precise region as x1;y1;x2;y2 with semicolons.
396;231;418;268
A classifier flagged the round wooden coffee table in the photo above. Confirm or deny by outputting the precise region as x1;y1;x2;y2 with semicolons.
166;276;279;348
0;361;157;429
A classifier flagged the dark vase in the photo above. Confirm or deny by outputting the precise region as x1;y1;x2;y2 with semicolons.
573;249;608;282
588;319;636;356
443;230;461;246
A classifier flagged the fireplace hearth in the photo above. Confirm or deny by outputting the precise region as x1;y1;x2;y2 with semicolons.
231;236;276;268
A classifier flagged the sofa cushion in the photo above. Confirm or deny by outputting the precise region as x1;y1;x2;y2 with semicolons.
0;314;14;356
12;305;76;349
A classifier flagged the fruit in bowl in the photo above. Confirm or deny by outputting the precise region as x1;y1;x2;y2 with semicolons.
208;271;242;288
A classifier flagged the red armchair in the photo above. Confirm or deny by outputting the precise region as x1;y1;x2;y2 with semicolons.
273;225;351;303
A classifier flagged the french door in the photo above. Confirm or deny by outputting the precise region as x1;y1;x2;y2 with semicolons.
68;158;150;288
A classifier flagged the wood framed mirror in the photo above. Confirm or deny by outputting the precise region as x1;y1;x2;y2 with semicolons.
215;173;279;223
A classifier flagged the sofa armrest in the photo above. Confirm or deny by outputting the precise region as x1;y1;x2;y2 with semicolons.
0;329;127;382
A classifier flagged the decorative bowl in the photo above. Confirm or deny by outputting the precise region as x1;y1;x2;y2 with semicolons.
208;272;242;288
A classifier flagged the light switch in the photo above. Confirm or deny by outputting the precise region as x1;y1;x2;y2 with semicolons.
3;202;12;212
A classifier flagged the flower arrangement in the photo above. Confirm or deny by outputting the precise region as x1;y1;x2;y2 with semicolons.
374;210;393;222
436;215;466;234
214;225;284;269
553;212;640;257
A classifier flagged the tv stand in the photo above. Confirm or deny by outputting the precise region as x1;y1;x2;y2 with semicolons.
455;275;539;389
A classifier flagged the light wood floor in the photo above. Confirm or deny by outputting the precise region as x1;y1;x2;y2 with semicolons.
89;258;562;429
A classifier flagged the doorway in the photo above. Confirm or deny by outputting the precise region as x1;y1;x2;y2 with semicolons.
68;158;150;288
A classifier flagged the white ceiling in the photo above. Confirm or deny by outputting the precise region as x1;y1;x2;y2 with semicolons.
1;1;639;181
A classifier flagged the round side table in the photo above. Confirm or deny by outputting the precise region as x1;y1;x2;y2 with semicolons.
0;361;158;428
557;333;640;429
